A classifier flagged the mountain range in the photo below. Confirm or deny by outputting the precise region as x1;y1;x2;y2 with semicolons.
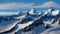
0;7;60;34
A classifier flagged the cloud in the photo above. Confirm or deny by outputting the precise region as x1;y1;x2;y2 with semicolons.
0;2;34;10
33;1;60;8
0;1;59;10
0;11;19;15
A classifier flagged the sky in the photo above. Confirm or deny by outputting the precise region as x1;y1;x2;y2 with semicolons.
0;0;60;12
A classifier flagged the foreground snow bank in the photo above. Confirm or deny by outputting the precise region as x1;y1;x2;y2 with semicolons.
41;26;60;34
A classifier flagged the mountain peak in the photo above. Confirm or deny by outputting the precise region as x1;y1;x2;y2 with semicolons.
29;8;36;15
31;8;36;12
48;7;55;11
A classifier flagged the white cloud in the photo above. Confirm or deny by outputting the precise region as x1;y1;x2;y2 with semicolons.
0;2;34;10
0;11;19;15
33;1;60;8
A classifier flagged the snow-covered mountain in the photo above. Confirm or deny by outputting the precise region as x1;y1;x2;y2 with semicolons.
0;7;60;34
13;12;27;20
52;10;59;16
0;20;18;33
28;8;37;15
45;7;60;16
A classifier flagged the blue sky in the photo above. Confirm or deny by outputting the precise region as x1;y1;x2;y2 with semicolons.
0;0;60;11
0;0;60;4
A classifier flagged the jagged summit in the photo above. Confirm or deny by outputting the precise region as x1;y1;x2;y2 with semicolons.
29;8;36;15
46;7;59;16
48;7;55;11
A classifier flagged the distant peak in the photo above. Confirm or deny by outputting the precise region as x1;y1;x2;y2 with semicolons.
49;7;54;9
